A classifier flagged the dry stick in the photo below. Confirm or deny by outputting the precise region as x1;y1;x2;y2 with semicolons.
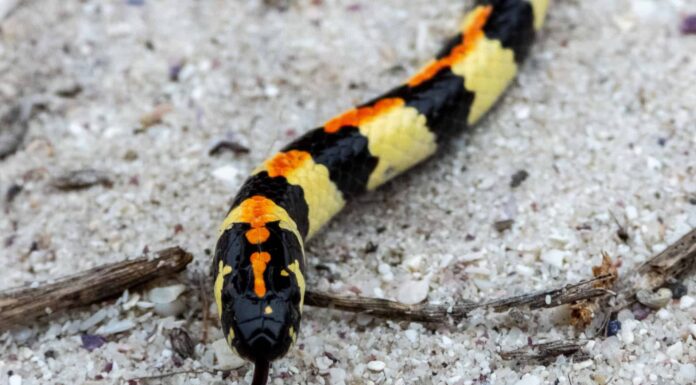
611;227;696;311
499;228;696;363
0;247;193;330
499;340;590;364
305;274;615;324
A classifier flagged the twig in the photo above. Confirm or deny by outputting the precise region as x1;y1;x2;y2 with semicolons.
0;247;193;330
611;228;696;311
305;274;615;323
127;368;229;383
500;339;590;364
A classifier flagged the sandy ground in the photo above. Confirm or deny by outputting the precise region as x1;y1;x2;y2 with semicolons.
1;0;696;384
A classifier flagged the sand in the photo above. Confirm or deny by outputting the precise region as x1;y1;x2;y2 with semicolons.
1;0;695;384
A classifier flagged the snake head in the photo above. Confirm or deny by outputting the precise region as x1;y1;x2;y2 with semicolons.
213;221;306;364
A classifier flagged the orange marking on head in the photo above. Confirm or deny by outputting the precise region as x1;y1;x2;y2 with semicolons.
266;150;311;177
407;5;493;87
245;227;270;244
237;196;277;228
250;251;272;297
324;98;405;133
236;196;281;245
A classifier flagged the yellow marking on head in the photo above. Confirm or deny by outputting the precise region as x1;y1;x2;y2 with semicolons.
528;0;550;30
450;36;518;124
256;151;345;239
289;326;296;344
287;260;306;313
227;328;235;345
214;260;233;319
250;251;272;297
358;104;437;190
264;305;273;315
280;269;290;277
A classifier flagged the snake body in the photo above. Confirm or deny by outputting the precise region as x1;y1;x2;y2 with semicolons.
212;1;549;382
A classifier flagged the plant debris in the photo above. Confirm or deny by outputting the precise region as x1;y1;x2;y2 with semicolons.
51;169;114;190
169;328;195;359
494;219;515;232
138;104;172;131
509;169;529;188
208;139;250;156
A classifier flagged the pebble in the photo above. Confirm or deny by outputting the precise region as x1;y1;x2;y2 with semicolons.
367;360;385;372
404;329;418;343
688;324;696;339
211;339;245;370
540;249;566;268
679;295;695;309
621;319;637;345
396;277;430;305
606;320;621;336
212;165;241;186
9;374;22;385
514;375;541;385
666;281;687;299
636;288;672;309
676;363;696;384
656;308;671;320
666;341;683;359
329;368;347;384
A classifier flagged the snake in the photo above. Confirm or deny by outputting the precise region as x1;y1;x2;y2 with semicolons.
212;1;550;383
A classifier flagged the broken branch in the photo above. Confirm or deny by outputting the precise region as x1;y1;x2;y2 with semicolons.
0;247;193;330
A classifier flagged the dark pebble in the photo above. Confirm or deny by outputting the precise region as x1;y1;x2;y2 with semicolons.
169;328;195;359
81;334;106;352
666;280;687;299
631;303;652;321
606;320;621;336
364;241;378;254
681;14;696;34
494;219;514;232
510;170;529;188
5;184;22;203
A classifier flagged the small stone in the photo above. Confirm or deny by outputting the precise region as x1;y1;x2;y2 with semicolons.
404;329;418;343
211;339;245;370
606;320;621;336
636;288;672;309
666;280;687;299
212;165;241;186
396;277;430;305
494;219;514;232
688;324;696;339
367;360;385;372
656;308;671;320
676;363;696;384
679;295;695;309
514;375;541;385
681;14;696;35
666;341;684;359
510;170;529;188
631;303;652;320
541;249;566;268
329;368;347;384
9;374;22;385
